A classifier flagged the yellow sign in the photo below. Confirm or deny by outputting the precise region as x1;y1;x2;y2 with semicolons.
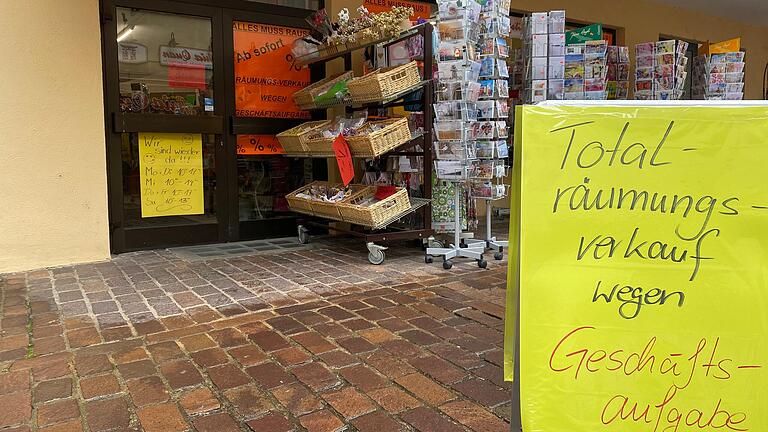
513;105;768;431
138;133;204;218
702;38;741;55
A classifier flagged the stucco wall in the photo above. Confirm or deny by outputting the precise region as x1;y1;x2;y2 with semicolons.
0;0;110;273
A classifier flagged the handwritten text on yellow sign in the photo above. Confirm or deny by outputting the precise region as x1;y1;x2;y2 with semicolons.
139;133;204;218
517;105;767;431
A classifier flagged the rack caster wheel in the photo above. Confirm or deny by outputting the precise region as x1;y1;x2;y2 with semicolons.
368;249;386;265
443;260;453;270
298;225;310;244
425;255;434;264
494;252;503;260
478;259;488;269
459;241;468;248
428;239;444;248
498;246;504;253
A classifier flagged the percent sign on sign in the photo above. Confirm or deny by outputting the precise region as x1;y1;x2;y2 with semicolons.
236;135;285;155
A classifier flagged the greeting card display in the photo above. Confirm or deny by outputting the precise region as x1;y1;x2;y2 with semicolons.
692;49;746;100
634;39;690;100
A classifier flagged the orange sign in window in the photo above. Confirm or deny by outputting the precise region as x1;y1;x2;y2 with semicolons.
236;135;284;155
233;22;311;119
363;0;433;20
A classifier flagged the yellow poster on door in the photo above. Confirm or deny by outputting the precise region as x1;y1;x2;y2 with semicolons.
515;104;768;431
138;132;204;218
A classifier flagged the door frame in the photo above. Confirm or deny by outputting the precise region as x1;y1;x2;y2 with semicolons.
99;0;321;252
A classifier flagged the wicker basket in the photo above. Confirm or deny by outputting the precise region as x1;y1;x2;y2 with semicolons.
304;135;335;155
286;182;366;220
285;182;318;216
347;118;411;158
339;187;411;227
347;61;421;104
276;120;331;154
292;71;354;110
311;183;367;220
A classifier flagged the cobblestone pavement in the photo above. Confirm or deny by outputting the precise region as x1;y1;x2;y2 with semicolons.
0;235;511;432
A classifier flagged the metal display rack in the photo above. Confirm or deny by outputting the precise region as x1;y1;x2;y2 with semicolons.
464;0;512;260
289;24;435;265
426;0;489;270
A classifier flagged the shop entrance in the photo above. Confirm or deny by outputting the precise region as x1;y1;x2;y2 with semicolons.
100;0;325;253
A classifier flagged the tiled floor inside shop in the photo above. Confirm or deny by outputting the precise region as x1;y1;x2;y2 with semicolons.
0;224;512;431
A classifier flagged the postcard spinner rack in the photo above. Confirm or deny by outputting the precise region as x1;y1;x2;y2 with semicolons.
463;0;512;259
426;0;489;269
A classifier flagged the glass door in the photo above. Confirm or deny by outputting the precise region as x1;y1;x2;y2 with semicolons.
103;1;228;251
223;9;327;240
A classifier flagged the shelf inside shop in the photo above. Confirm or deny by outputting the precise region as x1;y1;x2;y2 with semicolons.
295;23;428;67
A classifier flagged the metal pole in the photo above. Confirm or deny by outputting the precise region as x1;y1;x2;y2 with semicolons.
454;182;462;247
486;199;493;242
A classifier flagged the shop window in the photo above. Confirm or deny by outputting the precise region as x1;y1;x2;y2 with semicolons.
116;8;215;116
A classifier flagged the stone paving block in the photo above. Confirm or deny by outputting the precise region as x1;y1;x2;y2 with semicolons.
179;387;220;415
292;362;340;391
36;398;80;427
319;350;359;369
246;412;295;432
409;355;467;384
339;365;387;392
79;373;121;399
127;376;170;406
38;419;82;432
272;383;323;416
395;373;455;406
84;397;131;432
249;330;290;352
34;378;72;403
193;412;241;432
0;391;31;428
401;406;465;432
322;387;376;419
361;351;416;379
117;359;156;380
147;341;184;363
292;331;337;354
440;400;509;432
137;402;188;432
191;347;229;368
229;344;269;366
351;410;406;432
300;409;345;432
224;384;273;418
452;378;509;408
178;333;216;352
0;370;30;395
208;363;251;390
246;362;295;389
368;386;421;413
335;336;376;354
160;360;204;389
112;347;149;364
65;327;100;348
